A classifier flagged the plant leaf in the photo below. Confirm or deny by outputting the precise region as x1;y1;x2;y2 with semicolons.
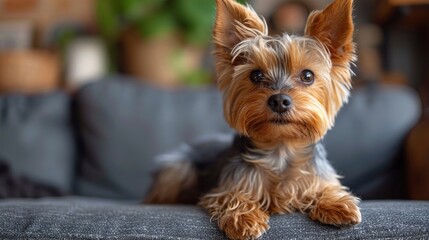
136;11;176;39
96;0;121;42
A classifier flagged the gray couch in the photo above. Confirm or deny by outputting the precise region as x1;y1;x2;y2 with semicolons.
0;76;427;239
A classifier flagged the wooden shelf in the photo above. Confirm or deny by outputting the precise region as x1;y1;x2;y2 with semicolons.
375;0;429;27
390;0;429;6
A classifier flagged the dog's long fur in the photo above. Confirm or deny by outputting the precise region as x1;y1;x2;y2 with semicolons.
146;0;361;239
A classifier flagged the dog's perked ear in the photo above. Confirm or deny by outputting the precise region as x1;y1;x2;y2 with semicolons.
213;0;267;62
305;0;355;64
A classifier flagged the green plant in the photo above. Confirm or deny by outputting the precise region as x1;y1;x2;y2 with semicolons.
96;0;246;84
97;0;246;45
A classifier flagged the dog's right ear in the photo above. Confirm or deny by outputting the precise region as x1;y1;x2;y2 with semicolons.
214;0;267;61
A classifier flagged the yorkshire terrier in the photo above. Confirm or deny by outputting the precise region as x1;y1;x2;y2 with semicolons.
145;0;361;239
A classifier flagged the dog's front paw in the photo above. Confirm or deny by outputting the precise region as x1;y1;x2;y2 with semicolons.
309;193;361;226
219;205;269;240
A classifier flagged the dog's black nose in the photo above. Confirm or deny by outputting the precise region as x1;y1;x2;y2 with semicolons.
268;94;292;114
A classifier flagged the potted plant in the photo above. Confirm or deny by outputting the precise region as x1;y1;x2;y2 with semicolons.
96;0;246;87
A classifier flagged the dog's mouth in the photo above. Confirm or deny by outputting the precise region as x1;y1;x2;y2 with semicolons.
270;118;291;125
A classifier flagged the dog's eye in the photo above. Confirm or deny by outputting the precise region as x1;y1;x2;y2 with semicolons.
300;70;315;84
250;70;265;84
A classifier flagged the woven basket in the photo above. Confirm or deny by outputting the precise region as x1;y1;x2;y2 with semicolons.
0;50;60;93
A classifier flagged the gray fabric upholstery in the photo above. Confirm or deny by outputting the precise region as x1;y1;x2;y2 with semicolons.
74;78;420;200
324;85;420;198
0;198;427;239
0;92;74;193
0;81;425;239
75;77;231;199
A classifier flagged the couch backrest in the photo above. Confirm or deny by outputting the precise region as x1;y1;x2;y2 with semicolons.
74;76;232;199
0;92;75;194
324;85;420;198
0;77;421;200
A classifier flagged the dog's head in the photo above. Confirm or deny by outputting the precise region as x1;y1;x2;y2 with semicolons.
214;0;355;146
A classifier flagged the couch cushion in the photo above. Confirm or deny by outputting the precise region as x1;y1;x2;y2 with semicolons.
75;78;420;200
0;198;427;239
0;92;74;193
324;85;420;199
74;77;232;199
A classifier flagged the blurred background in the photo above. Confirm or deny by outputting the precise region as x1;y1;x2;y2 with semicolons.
0;0;428;201
0;0;428;90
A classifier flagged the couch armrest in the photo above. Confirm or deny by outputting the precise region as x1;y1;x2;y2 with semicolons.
406;114;429;200
0;197;428;239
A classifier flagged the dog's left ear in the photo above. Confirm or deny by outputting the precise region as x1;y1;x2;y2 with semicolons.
305;0;355;64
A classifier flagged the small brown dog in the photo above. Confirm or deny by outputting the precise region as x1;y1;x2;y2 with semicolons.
146;0;361;239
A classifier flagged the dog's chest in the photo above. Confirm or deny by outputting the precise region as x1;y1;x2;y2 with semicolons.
242;145;299;173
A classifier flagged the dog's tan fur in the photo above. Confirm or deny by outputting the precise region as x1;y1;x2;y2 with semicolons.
146;0;361;239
